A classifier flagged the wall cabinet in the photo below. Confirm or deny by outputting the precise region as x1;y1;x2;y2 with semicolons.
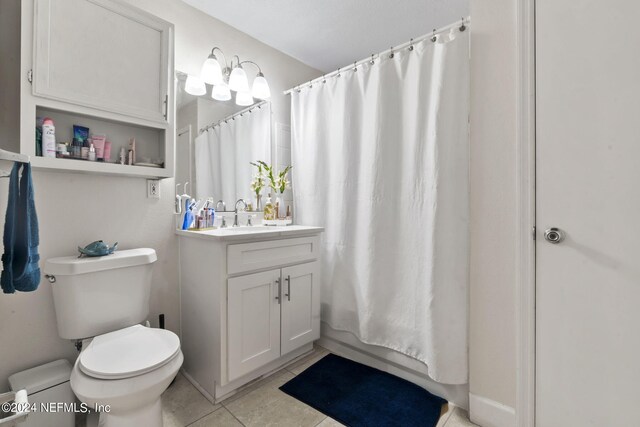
178;231;322;402
0;0;175;178
228;262;320;381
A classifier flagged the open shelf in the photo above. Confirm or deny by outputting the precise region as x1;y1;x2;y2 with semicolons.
32;106;172;179
30;156;171;178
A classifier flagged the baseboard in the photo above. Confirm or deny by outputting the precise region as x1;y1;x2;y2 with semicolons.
469;393;516;427
318;331;469;409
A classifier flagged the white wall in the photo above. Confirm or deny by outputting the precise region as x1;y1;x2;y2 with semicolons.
469;0;518;415
0;0;320;389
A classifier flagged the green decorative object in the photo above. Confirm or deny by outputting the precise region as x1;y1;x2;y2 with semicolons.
77;240;118;258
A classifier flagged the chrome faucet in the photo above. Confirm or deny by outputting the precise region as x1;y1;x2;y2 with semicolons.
216;200;228;228
215;200;226;211
233;199;248;227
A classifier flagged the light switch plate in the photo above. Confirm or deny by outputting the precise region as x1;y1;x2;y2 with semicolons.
147;179;160;199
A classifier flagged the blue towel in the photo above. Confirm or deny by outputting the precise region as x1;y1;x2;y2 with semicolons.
1;163;40;294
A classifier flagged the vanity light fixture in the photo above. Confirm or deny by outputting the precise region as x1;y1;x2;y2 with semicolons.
229;63;250;93
200;52;223;85
184;74;206;96
193;47;271;105
236;91;254;106
211;83;232;101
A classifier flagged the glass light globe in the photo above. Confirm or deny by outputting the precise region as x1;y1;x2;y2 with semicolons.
211;83;231;101
200;55;223;85
251;73;271;99
236;91;254;106
184;74;206;96
229;66;249;92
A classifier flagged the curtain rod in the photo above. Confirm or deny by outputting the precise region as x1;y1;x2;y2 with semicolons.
284;16;470;95
199;100;268;134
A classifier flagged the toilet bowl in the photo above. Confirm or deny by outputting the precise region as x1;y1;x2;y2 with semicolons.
45;248;183;427
70;325;183;427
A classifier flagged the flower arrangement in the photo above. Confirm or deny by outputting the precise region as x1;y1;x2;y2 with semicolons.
250;161;266;197
251;160;292;194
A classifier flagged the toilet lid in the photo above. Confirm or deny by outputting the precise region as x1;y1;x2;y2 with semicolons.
79;325;180;380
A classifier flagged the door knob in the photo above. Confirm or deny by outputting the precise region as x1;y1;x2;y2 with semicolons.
544;227;565;244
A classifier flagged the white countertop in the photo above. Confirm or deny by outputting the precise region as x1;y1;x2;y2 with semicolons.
175;225;324;241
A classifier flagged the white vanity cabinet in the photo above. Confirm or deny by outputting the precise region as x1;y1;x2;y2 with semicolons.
177;226;323;402
227;262;320;381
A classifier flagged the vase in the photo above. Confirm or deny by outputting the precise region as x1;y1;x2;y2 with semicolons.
275;193;286;219
255;193;262;211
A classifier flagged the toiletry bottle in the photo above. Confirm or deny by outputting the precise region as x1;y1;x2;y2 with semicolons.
88;143;96;161
119;147;126;165
103;141;112;162
263;193;275;221
42;118;56;158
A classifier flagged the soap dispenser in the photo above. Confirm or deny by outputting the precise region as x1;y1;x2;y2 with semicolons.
263;193;275;221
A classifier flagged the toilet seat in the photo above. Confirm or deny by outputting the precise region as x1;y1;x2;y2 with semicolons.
79;325;180;380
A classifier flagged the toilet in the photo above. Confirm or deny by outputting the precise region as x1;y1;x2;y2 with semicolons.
44;248;183;427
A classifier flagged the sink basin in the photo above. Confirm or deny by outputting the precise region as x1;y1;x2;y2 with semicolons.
219;226;277;233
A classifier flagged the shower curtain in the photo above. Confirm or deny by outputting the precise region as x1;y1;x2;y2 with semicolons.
194;104;271;203
291;29;469;384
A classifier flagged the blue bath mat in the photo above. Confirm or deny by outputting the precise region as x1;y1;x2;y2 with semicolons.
279;354;447;427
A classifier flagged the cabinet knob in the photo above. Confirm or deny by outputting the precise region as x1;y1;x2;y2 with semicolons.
275;278;281;304
284;275;291;301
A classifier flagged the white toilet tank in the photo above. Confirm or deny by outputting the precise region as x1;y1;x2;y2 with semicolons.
44;248;157;340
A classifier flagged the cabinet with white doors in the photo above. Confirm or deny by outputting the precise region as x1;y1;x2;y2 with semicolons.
177;228;323;403
0;0;175;178
227;262;320;381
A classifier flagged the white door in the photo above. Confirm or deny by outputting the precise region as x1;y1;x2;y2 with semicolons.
227;269;281;382
33;0;172;123
536;1;640;425
281;262;320;355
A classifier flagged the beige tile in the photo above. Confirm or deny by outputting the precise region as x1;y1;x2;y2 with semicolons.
224;371;326;427
316;417;346;427
188;407;243;427
445;407;479;427
162;373;220;427
286;346;330;375
436;402;455;427
221;367;292;405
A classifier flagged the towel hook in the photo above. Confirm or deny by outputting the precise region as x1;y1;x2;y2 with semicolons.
45;274;56;284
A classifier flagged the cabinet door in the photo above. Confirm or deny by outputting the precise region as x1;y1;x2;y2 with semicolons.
281;262;320;355
33;0;172;124
227;269;281;382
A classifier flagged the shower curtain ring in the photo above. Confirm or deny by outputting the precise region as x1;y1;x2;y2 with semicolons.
431;29;437;42
309;80;313;89
322;75;326;83
409;39;414;51
337;68;341;77
459;18;466;32
370;54;375;65
389;47;394;59
353;61;357;72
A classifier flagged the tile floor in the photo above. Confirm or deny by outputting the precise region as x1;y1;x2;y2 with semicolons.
161;346;478;427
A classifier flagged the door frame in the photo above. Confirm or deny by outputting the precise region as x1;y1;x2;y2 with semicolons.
515;0;536;425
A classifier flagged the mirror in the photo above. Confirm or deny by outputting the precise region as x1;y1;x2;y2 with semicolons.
175;71;271;209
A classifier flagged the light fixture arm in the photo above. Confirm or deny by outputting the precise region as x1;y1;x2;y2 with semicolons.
239;60;263;75
210;47;228;69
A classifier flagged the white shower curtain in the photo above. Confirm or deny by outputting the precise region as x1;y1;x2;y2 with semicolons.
291;29;469;384
194;104;271;204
